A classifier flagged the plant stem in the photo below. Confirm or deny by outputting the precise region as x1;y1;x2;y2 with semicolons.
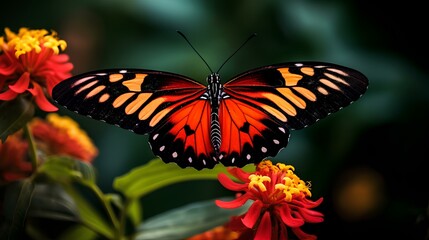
24;123;38;170
87;183;122;238
118;198;130;239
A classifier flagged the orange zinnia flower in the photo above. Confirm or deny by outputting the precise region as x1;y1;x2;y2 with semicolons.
0;113;97;183
0;27;73;111
30;113;98;162
0;134;32;183
216;160;324;240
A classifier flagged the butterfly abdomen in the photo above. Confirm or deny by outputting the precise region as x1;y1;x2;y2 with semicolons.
206;73;223;154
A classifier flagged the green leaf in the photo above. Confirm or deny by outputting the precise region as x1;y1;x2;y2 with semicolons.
62;185;115;239
27;182;79;222
57;225;98;240
0;179;35;240
36;156;114;239
127;199;142;228
0;97;34;142
135;198;251;240
113;158;229;199
37;156;96;184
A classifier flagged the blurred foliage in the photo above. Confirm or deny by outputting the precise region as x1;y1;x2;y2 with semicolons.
1;0;428;239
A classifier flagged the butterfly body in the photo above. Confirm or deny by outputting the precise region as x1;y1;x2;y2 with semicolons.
205;73;223;153
53;62;368;170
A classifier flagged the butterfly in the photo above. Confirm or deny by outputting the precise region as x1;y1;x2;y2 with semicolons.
52;59;368;170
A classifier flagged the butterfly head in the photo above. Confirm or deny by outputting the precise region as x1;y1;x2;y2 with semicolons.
207;73;221;84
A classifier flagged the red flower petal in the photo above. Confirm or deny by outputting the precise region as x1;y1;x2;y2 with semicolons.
291;227;317;240
227;167;251;182
28;83;58;112
8;72;30;93
216;192;252;209
277;204;305;227
0;89;18;100
218;173;247;191
242;200;263;228
254;211;272;240
295;207;324;223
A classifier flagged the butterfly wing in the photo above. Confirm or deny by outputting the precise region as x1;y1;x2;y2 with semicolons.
52;69;216;169
220;61;368;167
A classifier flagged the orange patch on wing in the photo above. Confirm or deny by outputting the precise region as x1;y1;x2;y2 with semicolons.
317;87;329;95
277;88;306;109
76;81;98;95
99;93;110;103
125;93;152;114
261;104;287;122
300;67;315;76
277;68;303;86
138;97;165;120
324;72;349;86
72;76;95;88
86;85;106;98
122;73;147;92
113;92;136;108
261;92;296;117
293;87;317;101
327;68;348;76
320;79;341;91
151;107;172;128
109;74;123;82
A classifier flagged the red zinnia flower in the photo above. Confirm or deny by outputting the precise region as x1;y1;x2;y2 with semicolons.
216;160;324;240
0;27;73;111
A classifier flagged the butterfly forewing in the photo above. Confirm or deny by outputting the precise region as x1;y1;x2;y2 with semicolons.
53;69;206;134
224;62;368;130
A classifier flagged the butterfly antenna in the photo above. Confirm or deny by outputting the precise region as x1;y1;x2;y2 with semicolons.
216;32;257;73
177;31;214;73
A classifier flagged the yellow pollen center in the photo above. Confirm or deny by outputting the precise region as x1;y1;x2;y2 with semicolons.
2;27;67;58
256;160;313;202
248;174;271;192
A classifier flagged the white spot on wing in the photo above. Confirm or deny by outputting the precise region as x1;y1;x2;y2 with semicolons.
246;154;251;160
172;152;178;158
153;134;159;140
273;139;280;144
159;146;165;151
261;147;267;153
119;70;127;73
279;127;285;133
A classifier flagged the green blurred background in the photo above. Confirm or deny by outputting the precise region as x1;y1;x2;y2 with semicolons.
2;0;428;239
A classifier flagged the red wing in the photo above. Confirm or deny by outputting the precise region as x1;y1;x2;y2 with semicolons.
224;62;369;130
53;69;206;134
218;97;290;167
148;99;217;170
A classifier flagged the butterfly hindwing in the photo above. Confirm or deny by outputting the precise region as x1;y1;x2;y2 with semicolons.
149;99;217;169
218;96;290;167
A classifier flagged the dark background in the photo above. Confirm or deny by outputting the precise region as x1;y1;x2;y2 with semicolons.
2;0;428;239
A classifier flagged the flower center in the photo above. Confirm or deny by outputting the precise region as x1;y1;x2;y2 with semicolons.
1;28;67;58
